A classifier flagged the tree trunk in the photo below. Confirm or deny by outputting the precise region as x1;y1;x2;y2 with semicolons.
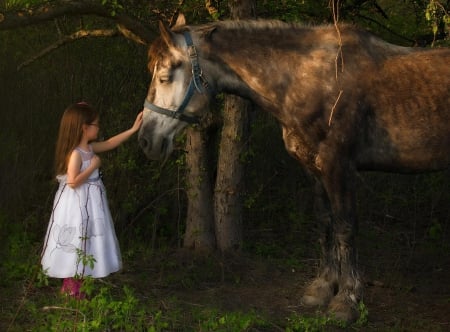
184;126;215;251
228;0;256;19
214;0;256;252
214;95;252;251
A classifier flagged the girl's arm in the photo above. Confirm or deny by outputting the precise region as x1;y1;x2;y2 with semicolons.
92;112;143;154
66;151;101;189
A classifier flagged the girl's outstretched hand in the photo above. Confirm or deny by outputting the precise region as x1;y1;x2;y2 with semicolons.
131;111;144;132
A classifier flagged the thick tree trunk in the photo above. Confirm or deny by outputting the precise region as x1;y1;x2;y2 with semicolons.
214;0;256;252
214;95;251;251
184;127;215;251
183;0;255;253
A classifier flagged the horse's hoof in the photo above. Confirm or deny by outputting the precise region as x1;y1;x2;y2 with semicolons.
327;293;360;323
301;278;335;307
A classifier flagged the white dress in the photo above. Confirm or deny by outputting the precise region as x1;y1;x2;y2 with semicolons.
41;146;122;278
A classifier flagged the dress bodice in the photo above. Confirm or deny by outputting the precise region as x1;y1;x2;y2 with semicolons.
75;145;100;181
56;145;100;183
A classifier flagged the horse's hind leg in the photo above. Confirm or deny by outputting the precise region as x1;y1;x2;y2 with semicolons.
302;179;339;307
322;167;362;322
326;215;363;322
303;168;363;323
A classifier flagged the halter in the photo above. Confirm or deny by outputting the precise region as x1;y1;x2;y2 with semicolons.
144;31;210;125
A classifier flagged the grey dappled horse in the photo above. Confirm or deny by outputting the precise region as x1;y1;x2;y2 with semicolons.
138;15;450;321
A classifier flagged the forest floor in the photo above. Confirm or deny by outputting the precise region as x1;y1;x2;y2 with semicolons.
2;214;450;331
114;242;450;331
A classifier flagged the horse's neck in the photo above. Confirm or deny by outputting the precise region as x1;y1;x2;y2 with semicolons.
205;33;299;114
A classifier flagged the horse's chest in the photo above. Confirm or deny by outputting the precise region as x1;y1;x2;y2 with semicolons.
281;126;318;169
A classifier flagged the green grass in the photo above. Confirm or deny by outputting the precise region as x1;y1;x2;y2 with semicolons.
2;248;373;332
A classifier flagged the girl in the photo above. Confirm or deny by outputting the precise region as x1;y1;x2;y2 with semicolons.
41;102;143;298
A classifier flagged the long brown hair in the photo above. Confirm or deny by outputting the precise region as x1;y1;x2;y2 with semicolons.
54;103;98;176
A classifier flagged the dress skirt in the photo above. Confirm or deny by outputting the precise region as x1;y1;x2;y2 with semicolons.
41;175;122;278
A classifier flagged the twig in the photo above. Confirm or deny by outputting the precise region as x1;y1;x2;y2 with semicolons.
330;0;344;80
328;90;343;126
329;0;344;126
17;28;118;71
42;306;87;324
126;187;186;228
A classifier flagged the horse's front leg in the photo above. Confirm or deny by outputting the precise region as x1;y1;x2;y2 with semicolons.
302;179;339;307
303;165;363;322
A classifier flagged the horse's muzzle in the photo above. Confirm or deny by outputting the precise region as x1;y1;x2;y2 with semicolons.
138;133;171;161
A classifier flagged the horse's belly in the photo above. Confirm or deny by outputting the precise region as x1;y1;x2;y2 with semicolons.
358;128;450;172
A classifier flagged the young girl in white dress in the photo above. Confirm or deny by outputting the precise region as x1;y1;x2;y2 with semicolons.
41;102;143;298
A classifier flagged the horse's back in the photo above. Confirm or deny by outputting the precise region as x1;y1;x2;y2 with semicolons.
355;47;450;172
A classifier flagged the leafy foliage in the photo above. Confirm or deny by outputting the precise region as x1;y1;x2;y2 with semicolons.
425;0;450;45
3;0;45;10
0;0;449;331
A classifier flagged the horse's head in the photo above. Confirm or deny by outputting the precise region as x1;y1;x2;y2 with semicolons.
139;15;212;161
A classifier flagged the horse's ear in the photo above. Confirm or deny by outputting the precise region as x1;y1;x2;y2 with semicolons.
159;20;175;48
174;13;186;28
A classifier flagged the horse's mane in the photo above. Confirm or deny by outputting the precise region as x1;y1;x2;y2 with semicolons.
147;19;387;73
191;19;412;60
195;19;324;36
147;37;166;73
148;20;309;73
209;19;305;31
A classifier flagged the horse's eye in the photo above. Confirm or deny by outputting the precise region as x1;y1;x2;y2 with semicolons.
159;74;172;84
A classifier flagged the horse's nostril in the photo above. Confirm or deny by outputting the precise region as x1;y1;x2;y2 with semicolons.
139;137;151;150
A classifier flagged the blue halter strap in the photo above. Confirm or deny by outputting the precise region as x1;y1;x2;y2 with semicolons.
144;31;210;125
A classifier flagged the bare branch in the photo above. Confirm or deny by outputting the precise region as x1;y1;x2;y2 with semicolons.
17;28;118;71
117;24;147;44
357;14;415;44
0;0;156;43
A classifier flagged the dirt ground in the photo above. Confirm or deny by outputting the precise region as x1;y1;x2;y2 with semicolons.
2;209;449;331
114;235;450;331
113;207;450;331
4;249;449;331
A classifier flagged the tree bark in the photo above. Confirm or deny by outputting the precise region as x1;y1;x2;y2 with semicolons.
214;95;252;251
213;0;256;252
228;0;256;19
184;127;216;251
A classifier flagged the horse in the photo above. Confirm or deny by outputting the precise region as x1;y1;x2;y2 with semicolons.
138;14;450;321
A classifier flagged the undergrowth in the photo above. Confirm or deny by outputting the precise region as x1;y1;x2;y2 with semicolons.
2;243;370;332
1;170;448;331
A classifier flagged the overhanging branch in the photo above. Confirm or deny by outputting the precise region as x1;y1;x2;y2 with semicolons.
0;0;156;44
17;28;119;71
